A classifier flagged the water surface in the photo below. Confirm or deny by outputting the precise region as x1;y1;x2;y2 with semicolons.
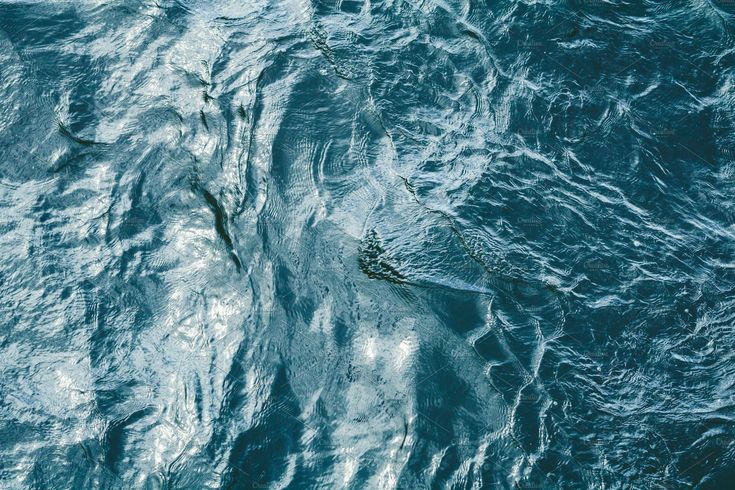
1;0;735;488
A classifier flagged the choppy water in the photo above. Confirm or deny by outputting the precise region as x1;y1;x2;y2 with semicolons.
1;0;735;488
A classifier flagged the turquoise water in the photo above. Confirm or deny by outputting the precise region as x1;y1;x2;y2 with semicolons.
1;1;735;488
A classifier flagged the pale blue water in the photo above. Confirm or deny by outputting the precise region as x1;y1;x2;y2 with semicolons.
1;1;735;488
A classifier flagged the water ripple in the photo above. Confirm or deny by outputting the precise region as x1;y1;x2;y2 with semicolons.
1;0;735;488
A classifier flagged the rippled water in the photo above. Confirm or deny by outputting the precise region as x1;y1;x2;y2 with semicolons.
1;0;735;488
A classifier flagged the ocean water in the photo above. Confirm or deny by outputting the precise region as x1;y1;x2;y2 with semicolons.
1;0;735;488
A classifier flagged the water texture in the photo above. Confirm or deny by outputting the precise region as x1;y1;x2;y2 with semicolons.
1;0;735;488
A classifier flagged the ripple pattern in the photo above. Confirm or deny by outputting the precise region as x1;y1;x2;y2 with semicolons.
1;0;735;488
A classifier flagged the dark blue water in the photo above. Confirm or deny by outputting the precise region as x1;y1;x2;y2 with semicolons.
1;1;735;488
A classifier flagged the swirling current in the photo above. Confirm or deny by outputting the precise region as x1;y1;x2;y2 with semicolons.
1;1;735;488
